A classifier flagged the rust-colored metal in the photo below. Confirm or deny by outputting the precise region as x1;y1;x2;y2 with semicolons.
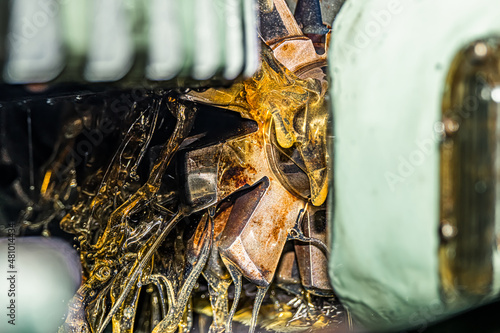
11;1;341;332
276;249;302;295
294;205;333;296
185;45;329;207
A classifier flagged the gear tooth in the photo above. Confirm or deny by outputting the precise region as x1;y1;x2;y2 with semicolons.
294;0;329;35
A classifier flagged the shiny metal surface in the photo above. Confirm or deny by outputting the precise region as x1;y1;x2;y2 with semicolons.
439;38;500;303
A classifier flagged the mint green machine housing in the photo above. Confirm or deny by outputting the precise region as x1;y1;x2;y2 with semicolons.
328;0;500;330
